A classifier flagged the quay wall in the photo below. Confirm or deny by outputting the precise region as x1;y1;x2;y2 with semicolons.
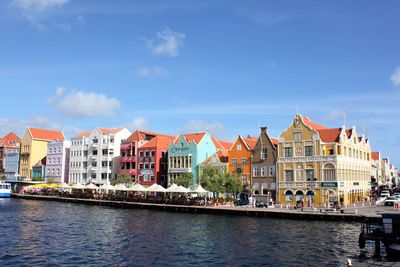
12;194;381;223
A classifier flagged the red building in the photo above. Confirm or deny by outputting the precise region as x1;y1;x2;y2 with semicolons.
119;130;173;183
0;132;20;175
137;135;175;187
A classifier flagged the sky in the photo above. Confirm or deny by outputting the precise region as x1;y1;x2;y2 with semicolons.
0;0;400;166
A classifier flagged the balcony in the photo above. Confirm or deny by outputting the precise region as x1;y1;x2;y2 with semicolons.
168;168;192;173
278;181;340;189
91;154;98;160
278;155;336;164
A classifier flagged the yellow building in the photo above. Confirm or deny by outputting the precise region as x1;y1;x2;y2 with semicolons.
277;114;371;206
19;128;65;179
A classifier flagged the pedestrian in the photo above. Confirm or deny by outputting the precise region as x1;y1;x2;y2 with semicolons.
340;197;344;207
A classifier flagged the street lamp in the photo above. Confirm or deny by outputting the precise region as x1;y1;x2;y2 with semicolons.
307;177;317;206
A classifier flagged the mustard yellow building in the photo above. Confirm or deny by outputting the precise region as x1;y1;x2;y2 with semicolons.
19;127;65;179
277;114;371;206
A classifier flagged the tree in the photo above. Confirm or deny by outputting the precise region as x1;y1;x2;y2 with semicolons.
224;173;242;199
112;174;134;186
0;174;6;182
174;173;193;188
46;175;55;183
200;165;227;200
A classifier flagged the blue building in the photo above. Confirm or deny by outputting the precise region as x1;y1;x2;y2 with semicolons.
168;132;221;186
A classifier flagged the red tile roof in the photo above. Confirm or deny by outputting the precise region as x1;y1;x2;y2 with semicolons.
141;136;175;149
98;128;125;135
371;152;380;161
345;129;353;138
126;130;173;142
3;132;20;142
243;137;258;150
74;131;90;138
316;128;342;143
29;127;65;141
203;149;229;164
174;133;206;144
270;137;279;145
302;115;328;130
218;140;233;150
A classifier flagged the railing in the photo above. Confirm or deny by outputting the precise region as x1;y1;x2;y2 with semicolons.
278;155;336;163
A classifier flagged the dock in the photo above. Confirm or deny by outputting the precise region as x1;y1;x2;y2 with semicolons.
12;194;385;223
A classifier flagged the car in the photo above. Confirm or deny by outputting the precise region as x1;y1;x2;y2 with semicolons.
381;190;391;198
384;197;399;206
394;192;400;197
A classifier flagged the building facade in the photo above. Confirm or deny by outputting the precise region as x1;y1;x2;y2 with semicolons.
277;114;371;206
32;157;46;180
228;135;257;186
119;130;173;183
0;132;20;180
251;127;278;202
45;140;71;184
69;128;131;185
168;132;218;186
68;132;90;184
137;136;175;187
19;128;65;179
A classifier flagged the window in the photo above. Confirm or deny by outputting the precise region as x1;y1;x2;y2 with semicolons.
150;175;154;182
102;149;108;155
241;175;247;184
284;147;293;157
253;166;259;177
260;165;266;177
268;165;275;177
150;163;155;169
242;158;247;166
110;138;114;143
93;150;98;156
93;138;98;144
232;159;238;167
285;170;294;182
237;144;242;151
306;169;314;181
161;151;167;157
92;162;97;167
261;148;268;159
139;163;143;169
151;150;155;157
305;146;313;156
145;151;150;157
139;151;144;157
294;132;302;141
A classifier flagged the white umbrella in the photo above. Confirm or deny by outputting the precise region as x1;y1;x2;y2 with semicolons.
178;185;190;193
114;183;129;191
129;183;147;192
189;184;209;194
71;183;85;190
99;183;115;193
146;183;167;193
166;183;180;193
85;183;98;190
61;183;71;188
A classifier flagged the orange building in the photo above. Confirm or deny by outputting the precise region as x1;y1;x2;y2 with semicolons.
228;135;258;185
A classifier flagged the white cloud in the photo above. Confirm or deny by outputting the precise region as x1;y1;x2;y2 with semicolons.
48;87;121;117
182;120;226;138
136;66;168;78
12;0;69;12
322;110;346;124
146;27;185;57
390;66;400;87
125;117;149;131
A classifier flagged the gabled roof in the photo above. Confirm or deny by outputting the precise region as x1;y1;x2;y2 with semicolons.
140;136;175;149
372;152;380;161
203;149;229;164
3;132;20;142
316;128;342;143
345;129;353;138
243;137;258;150
126;130;173;142
211;137;233;151
174;132;206;145
98;128;124;135
29;127;65;141
74;131;90;138
301;115;328;130
270;137;279;145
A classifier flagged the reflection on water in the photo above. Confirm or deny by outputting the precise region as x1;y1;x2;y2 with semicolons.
0;199;391;266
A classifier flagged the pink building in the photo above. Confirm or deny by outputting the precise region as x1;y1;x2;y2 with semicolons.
46;140;71;183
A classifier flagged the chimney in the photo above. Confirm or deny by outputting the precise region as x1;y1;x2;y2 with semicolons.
260;127;267;133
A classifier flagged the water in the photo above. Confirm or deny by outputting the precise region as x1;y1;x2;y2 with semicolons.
0;198;387;266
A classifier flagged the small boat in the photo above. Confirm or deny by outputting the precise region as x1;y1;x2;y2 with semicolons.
359;213;400;257
0;182;11;197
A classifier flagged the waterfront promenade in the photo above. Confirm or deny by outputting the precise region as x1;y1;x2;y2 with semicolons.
13;193;390;223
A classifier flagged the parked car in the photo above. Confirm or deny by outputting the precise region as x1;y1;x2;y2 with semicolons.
384;197;399;206
381;190;391;198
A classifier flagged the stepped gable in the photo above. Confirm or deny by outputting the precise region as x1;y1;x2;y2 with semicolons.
29;127;65;141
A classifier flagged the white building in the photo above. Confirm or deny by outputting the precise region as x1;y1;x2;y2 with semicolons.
46;140;71;183
69;132;90;184
69;128;131;185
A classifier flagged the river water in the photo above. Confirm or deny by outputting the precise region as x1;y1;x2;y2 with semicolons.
0;198;389;266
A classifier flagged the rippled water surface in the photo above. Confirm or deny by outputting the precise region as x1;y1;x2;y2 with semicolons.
0;198;389;266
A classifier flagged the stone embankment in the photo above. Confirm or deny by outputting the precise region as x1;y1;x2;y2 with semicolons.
12;194;383;223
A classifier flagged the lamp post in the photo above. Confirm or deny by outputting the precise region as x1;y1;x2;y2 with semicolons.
307;177;317;207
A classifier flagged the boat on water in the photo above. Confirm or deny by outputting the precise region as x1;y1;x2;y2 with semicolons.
0;182;11;197
359;213;400;257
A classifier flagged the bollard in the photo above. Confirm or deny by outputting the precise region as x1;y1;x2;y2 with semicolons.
355;209;358;215
354;203;356;208
280;204;283;209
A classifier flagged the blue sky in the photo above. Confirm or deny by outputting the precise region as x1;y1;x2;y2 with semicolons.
1;0;400;166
